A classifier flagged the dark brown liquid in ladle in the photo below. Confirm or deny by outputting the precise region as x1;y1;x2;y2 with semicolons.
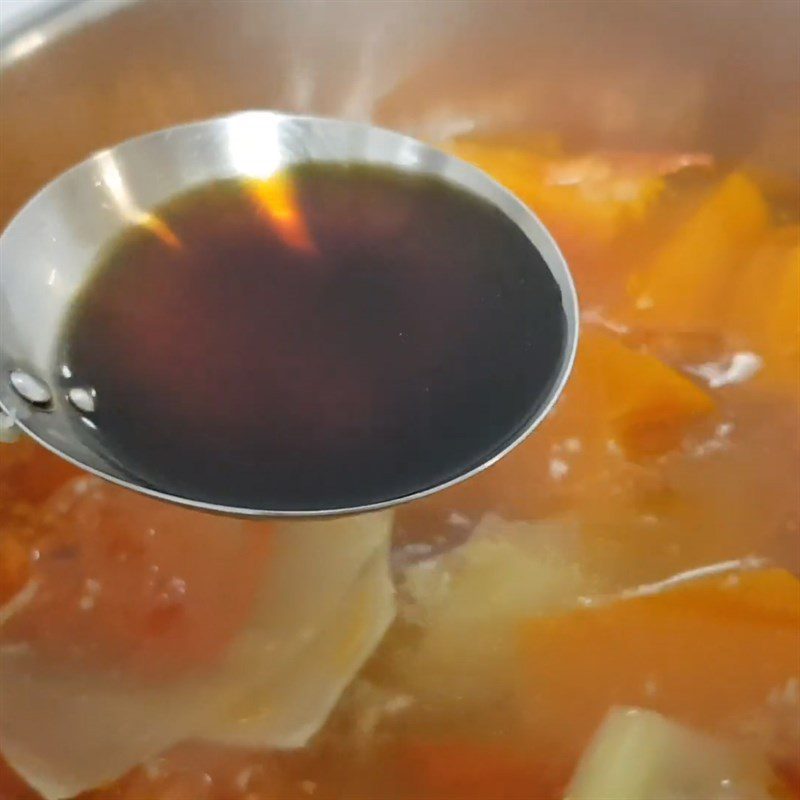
58;163;566;511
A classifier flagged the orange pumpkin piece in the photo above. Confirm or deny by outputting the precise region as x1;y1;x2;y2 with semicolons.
519;568;800;763
579;328;715;458
727;225;800;394
626;172;770;328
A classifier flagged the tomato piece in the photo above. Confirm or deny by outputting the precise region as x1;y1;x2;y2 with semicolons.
2;477;272;680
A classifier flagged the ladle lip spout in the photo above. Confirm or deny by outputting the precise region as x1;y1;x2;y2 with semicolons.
0;111;579;518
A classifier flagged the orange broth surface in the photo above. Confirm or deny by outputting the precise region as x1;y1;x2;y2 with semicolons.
1;135;798;800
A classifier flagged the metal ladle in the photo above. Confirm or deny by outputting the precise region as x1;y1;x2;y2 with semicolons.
0;111;578;517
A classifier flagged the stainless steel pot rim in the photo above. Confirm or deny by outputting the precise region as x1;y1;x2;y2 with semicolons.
0;0;137;68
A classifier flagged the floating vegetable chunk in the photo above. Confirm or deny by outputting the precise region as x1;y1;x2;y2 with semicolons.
0;478;394;800
626;173;770;328
565;706;786;800
727;225;800;393
578;329;715;458
395;513;594;707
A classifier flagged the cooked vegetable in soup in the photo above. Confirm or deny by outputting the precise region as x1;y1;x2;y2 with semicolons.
1;134;798;800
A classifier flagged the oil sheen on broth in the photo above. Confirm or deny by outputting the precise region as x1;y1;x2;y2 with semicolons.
57;164;566;510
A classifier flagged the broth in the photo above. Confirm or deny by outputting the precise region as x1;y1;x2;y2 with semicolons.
1;136;798;800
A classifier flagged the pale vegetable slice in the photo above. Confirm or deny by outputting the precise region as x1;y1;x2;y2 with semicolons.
204;512;395;704
211;541;395;747
394;514;595;707
565;707;781;800
0;510;394;800
402;514;589;627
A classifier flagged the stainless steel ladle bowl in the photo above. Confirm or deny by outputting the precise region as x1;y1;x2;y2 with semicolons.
0;111;578;517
